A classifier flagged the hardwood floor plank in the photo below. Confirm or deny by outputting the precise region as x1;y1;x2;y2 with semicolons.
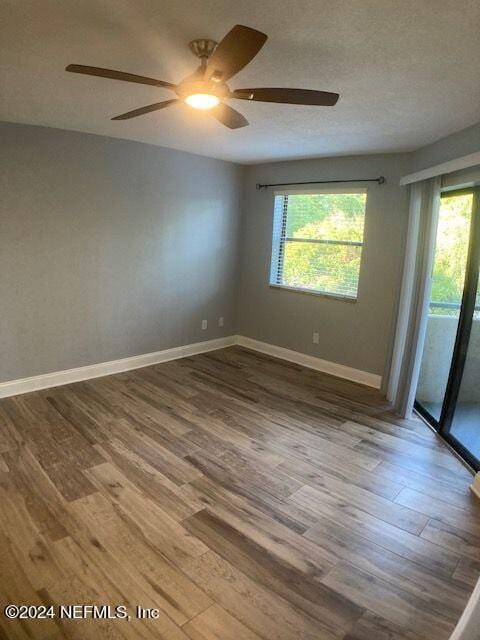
278;457;403;500
181;422;284;470
0;403;24;452
354;441;471;485
2;447;69;541
0;531;59;640
3;399;99;502
21;394;105;469
351;422;466;473
338;419;447;453
185;448;302;501
421;518;480;561
45;390;107;445
183;551;341;640
368;459;475;498
182;604;262;640
94;438;201;521
85;462;208;568
321;562;455;640
183;508;362;634
0;482;67;592
36;459;97;502
453;556;480;588
103;418;202;486
290;482;429;535
101;375;200;439
395;487;480;536
274;432;381;472
343;610;423;640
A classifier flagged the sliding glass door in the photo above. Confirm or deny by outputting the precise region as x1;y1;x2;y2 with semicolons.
415;186;480;470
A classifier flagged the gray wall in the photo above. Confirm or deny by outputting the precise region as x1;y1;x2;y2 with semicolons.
236;154;411;378
0;122;243;382
410;122;480;172
3;119;478;386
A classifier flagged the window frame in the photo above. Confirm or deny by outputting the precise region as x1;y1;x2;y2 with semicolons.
269;186;368;301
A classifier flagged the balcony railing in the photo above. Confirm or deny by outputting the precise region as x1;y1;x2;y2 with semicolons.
430;301;480;318
417;308;480;404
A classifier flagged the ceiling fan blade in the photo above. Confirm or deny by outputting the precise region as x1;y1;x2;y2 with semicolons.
66;64;176;89
210;103;248;129
111;99;179;120
230;87;339;106
204;25;267;83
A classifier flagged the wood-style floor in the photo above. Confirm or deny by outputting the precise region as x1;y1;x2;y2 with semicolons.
1;346;479;640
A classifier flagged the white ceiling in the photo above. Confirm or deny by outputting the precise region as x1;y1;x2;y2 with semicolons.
2;0;480;163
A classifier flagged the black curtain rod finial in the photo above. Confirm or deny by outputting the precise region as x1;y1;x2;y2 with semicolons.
256;176;385;190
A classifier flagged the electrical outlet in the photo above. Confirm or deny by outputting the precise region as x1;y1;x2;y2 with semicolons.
201;319;207;330
313;332;319;344
218;316;224;327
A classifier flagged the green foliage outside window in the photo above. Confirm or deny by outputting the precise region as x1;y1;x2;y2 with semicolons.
430;193;473;316
279;193;366;297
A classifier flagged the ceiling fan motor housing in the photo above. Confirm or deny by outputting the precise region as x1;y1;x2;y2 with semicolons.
188;39;218;60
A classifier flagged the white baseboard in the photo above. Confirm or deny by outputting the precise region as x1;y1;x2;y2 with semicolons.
0;333;381;398
236;336;382;388
0;336;236;399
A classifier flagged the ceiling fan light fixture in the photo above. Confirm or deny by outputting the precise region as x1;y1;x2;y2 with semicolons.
184;93;220;110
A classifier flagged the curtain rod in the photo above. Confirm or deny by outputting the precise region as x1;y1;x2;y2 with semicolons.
256;177;385;190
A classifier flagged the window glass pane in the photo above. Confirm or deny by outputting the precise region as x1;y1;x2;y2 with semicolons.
282;241;362;297
416;192;473;421
270;191;367;298
429;193;473;317
285;193;366;241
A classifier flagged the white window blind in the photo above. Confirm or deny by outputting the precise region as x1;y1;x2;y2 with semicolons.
269;189;367;299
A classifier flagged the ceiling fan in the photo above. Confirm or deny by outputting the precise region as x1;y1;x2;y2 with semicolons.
66;24;339;129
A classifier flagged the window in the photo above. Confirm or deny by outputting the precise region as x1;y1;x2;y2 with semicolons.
269;190;367;299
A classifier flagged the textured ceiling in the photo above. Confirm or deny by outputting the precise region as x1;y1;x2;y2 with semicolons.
2;0;480;163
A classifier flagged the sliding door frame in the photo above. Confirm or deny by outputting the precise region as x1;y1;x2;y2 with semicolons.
440;186;480;470
414;186;480;471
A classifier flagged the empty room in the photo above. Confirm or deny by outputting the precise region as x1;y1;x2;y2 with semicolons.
1;1;480;639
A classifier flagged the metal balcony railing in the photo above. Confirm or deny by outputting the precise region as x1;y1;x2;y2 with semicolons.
429;301;480;317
